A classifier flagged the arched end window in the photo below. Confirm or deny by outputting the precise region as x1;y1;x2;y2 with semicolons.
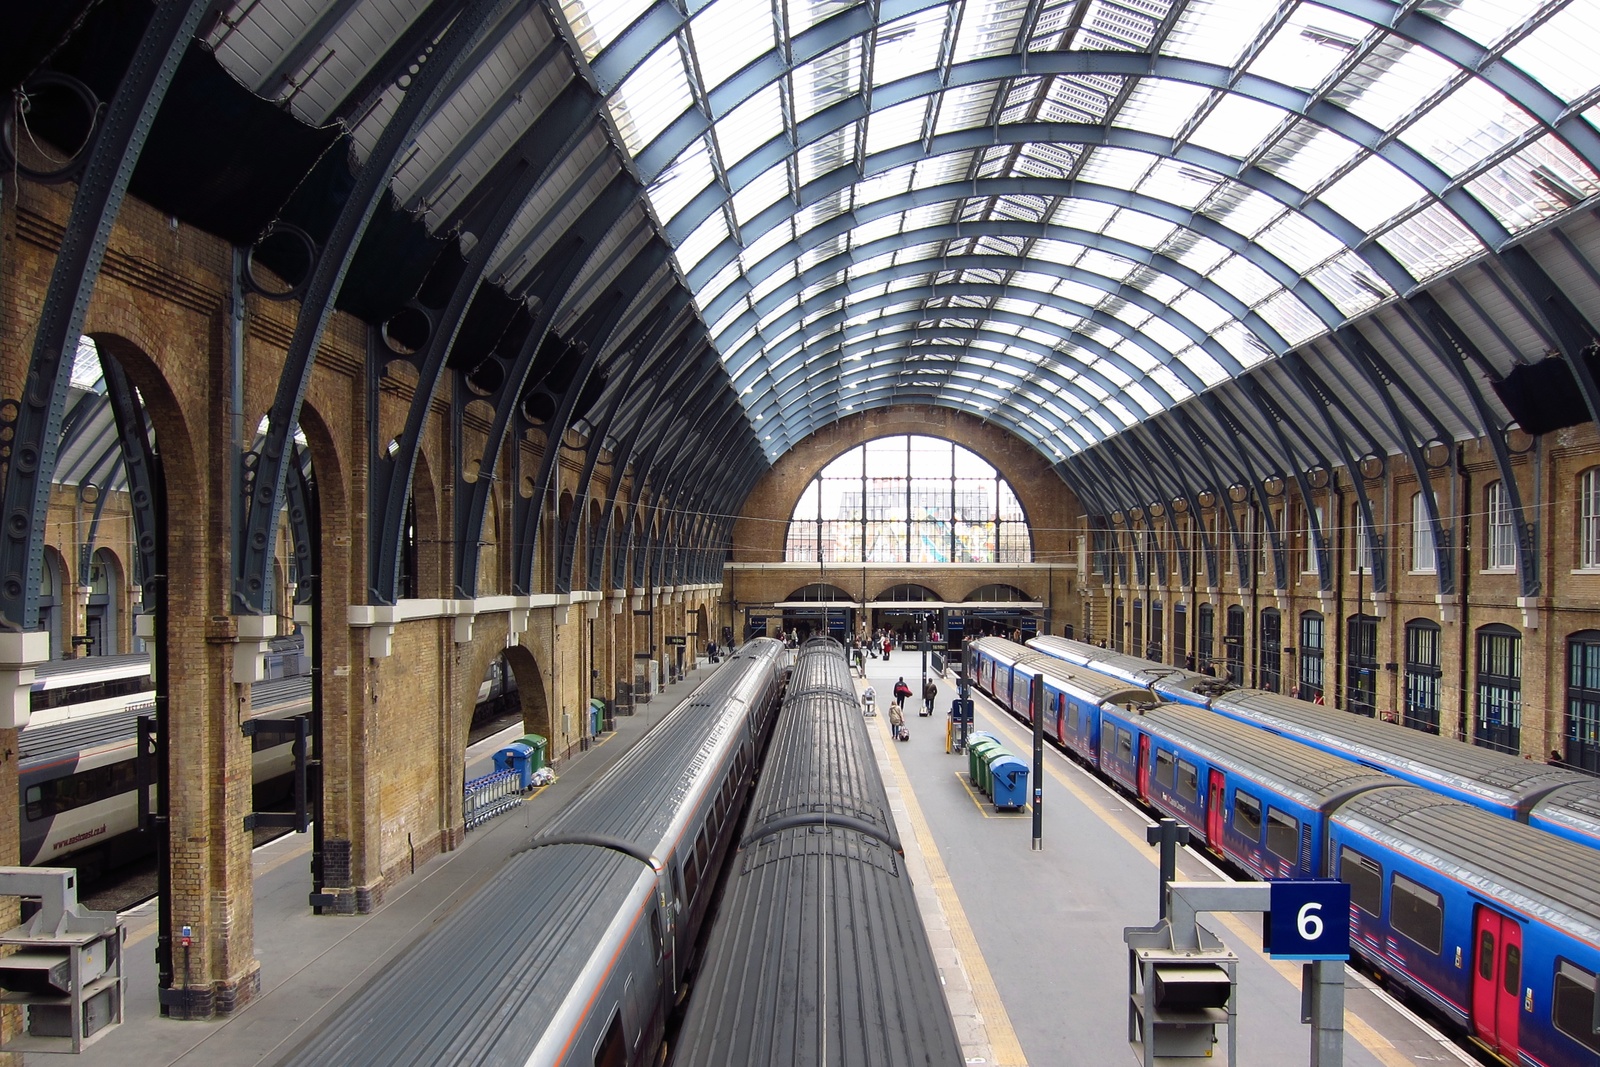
1298;611;1324;703
1404;619;1442;735
1475;624;1523;755
784;435;1031;563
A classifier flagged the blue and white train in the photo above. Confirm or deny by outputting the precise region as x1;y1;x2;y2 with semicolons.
967;635;1600;1067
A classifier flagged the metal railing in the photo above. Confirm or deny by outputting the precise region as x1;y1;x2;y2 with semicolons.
464;770;522;830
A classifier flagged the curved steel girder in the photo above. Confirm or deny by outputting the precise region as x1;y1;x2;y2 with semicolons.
0;0;212;630
454;174;639;598
654;51;1492;272
1173;407;1254;581
582;325;702;589
1404;292;1545;600
1140;420;1223;587
99;354;158;599
562;298;695;592
370;87;598;604
728;251;1252;406
1200;395;1289;591
1331;324;1459;599
698;184;1342;335
1121;433;1193;586
737;284;1211;402
1361;316;1471;442
1279;352;1389;594
238;0;509;615
1240;381;1334;592
708;187;1292;354
1498;245;1600;436
1100;439;1169;584
282;446;317;612
513;240;672;594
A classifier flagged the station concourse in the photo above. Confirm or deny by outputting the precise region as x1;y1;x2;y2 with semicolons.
4;0;1600;1062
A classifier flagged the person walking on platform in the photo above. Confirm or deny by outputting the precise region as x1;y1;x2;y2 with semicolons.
922;678;938;716
893;677;912;711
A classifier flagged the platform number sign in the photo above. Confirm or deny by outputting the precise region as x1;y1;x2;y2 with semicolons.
1264;880;1350;961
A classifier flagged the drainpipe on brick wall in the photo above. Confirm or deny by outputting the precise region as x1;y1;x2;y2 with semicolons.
1457;445;1473;743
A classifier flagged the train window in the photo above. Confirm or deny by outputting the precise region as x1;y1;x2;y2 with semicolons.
1154;749;1175;790
683;860;699;906
593;1009;625;1067
1101;721;1115;756
649;910;663;963
1390;873;1443;954
695;829;710;873
1232;791;1262;840
26;760;138;820
1553;960;1600;1054
1176;760;1199;802
1479;930;1496;980
1117;729;1133;764
1339;847;1382;915
1504;944;1521;996
1066;704;1079;734
1265;808;1298;861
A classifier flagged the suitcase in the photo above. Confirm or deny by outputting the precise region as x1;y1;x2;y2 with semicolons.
897;725;910;741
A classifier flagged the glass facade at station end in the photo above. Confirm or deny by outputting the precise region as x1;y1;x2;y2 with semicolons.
785;435;1030;564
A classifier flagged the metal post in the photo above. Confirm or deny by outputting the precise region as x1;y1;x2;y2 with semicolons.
1145;818;1189;919
1031;672;1044;850
1309;959;1345;1067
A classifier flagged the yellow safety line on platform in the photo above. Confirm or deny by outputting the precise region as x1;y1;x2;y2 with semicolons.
875;714;1029;1067
973;706;1418;1067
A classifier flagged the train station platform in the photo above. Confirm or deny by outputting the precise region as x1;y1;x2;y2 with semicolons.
857;648;1474;1067
66;647;1477;1067
62;658;726;1067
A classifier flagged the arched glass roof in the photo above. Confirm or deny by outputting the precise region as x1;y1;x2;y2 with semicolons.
559;0;1600;461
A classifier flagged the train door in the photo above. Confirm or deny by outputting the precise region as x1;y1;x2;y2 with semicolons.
1136;735;1150;798
1206;769;1226;844
1472;908;1523;1059
1054;693;1065;744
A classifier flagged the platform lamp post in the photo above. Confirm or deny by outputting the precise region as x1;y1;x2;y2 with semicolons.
919;611;929;709
1031;671;1044;851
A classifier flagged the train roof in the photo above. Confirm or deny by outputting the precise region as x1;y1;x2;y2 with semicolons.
281;843;648;1066
787;637;859;703
744;650;897;851
672;824;962;1066
970;637;1153;704
1334;787;1600;945
1532;780;1600;840
1214;690;1588;812
30;652;150;691
533;639;784;862
1130;704;1401;810
1029;635;1219;691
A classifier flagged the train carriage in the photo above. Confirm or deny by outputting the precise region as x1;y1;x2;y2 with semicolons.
1330;787;1600;1067
1027;634;1222;705
1530;781;1600;851
966;637;1150;761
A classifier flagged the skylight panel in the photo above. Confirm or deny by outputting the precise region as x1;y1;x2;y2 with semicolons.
935;83;1002;135
1419;0;1543;50
914;151;974;189
866;99;929;155
798;125;858;185
1079;248;1138;282
873;8;947;86
1317;155;1427;233
850;213;904;247
1031;239;1084;267
1306;251;1392;317
751;261;797;302
798;191;853;235
992;193;1051;222
1200;182;1283;239
1247;6;1372;92
893;241;942;267
732;162;792;225
1187;94;1287;158
1397;79;1535;179
710;297;750;339
1213;320;1270;367
1374;202;1483;282
1076;0;1166;51
1038;75;1117;124
1114;79;1213;139
857;162;916;205
1160;0;1278;66
1464;134;1600;234
1077;146;1159;190
1131;269;1186;306
1014;143;1081;180
1211;254;1281;306
647;136;717;225
788;0;864;36
1173;344;1227;386
1253;212;1345;273
691;0;779;91
1103;399;1137;428
955;0;1031;62
714;84;784;167
700;258;745;307
1055;279;1107;306
676;210;731;275
1149;363;1194;402
1137;159;1222;209
792;39;864;123
1327;36;1457;133
1052;198;1119;232
759;294;802;330
561;0;653;60
1254;290;1320;345
1504;1;1600;103
904;202;957;230
1124;381;1165;415
1172;289;1230;332
609;44;694;156
1159;229;1230;274
1115;337;1159;373
1103;208;1179;249
1257;121;1361;193
744;219;797;270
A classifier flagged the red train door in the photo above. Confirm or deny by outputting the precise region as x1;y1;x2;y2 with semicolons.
1472;907;1522;1060
1206;769;1225;844
1136;735;1151;798
1055;694;1066;744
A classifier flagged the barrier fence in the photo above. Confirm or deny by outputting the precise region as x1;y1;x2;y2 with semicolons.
464;769;522;830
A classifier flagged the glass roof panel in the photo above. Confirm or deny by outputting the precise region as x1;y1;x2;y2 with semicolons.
715;84;785;166
1464;133;1600;234
1374;201;1484;282
798;125;858;185
954;0;1031;62
1504;1;1600;103
1396;79;1535;179
1253;211;1344;274
1186;94;1287;158
609;42;694;156
1247;6;1373;92
788;0;865;36
1327;36;1458;133
691;0;779;91
1137;158;1223;209
732;161;792;225
1317;155;1428;232
1114;78;1214;139
561;0;654;60
1257;120;1362;193
647;136;716;224
1160;0;1278;67
674;203;730;273
1305;251;1390;318
1419;0;1543;50
792;39;864;123
866;99;929;155
873;8;948;86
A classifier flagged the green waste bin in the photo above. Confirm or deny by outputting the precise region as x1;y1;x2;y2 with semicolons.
970;738;1004;793
966;732;996;783
589;698;605;735
519;734;548;772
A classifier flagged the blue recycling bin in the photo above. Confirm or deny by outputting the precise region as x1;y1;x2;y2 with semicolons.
989;755;1030;810
493;742;535;790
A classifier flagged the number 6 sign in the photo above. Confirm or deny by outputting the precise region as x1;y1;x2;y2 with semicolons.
1265;881;1351;960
